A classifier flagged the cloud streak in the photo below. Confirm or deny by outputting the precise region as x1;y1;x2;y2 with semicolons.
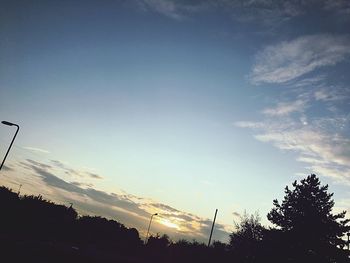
50;160;103;180
251;34;350;84
262;99;306;116
138;0;208;20
236;115;350;184
136;0;350;24
23;146;50;154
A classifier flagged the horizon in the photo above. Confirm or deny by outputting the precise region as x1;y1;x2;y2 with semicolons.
1;0;350;243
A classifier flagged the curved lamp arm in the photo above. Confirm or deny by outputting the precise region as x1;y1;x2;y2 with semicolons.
0;121;20;171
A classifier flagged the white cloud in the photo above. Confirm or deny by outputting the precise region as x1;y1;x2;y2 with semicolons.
141;0;183;19
139;0;208;20
251;34;350;84
237;116;350;184
22;146;50;154
309;164;350;184
139;0;303;23
136;0;350;25
324;0;350;15
241;44;350;182
234;121;265;129
314;87;350;102
262;99;306;116
291;75;326;88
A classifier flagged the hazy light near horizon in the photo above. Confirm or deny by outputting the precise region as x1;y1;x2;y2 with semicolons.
0;0;350;243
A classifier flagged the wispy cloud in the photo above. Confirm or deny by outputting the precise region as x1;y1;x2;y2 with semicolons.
251;34;350;84
238;32;350;183
235;28;350;184
136;0;350;24
324;0;350;15
85;172;103;179
50;159;103;180
314;87;350;102
138;0;208;20
236;116;350;184
262;99;306;116
22;146;50;154
290;75;326;88
141;0;184;20
138;0;302;23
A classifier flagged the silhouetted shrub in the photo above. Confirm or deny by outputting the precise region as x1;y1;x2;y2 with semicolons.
229;212;265;263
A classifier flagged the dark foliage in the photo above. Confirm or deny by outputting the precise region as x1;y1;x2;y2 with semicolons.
229;212;265;263
0;173;349;263
0;186;141;262
145;234;171;261
169;239;231;263
76;215;142;249
267;174;350;263
147;233;171;249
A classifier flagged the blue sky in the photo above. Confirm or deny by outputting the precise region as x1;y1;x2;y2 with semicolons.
1;0;350;242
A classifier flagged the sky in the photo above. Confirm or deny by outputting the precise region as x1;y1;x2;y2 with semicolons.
1;0;350;243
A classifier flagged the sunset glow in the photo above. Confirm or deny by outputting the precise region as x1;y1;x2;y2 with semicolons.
159;219;180;230
1;0;350;244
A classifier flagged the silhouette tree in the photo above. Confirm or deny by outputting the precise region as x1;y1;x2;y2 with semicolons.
76;215;141;251
267;174;350;262
169;239;211;263
212;240;228;250
210;241;230;263
229;212;265;263
147;233;171;249
0;186;143;262
145;234;171;262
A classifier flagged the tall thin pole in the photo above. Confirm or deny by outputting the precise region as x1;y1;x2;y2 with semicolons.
145;213;157;244
0;122;19;171
208;209;218;247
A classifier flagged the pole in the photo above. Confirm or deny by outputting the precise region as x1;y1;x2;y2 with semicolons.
208;209;218;247
145;213;157;244
0;123;19;171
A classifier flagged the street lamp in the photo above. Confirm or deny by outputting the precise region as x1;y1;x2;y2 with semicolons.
0;121;20;171
145;213;158;244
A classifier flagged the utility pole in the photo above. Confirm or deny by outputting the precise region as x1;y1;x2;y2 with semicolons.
145;213;158;244
208;209;218;247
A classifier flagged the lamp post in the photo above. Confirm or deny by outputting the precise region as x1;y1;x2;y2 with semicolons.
145;213;158;244
0;121;19;171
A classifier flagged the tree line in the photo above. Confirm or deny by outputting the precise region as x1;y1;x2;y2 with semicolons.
0;174;349;262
